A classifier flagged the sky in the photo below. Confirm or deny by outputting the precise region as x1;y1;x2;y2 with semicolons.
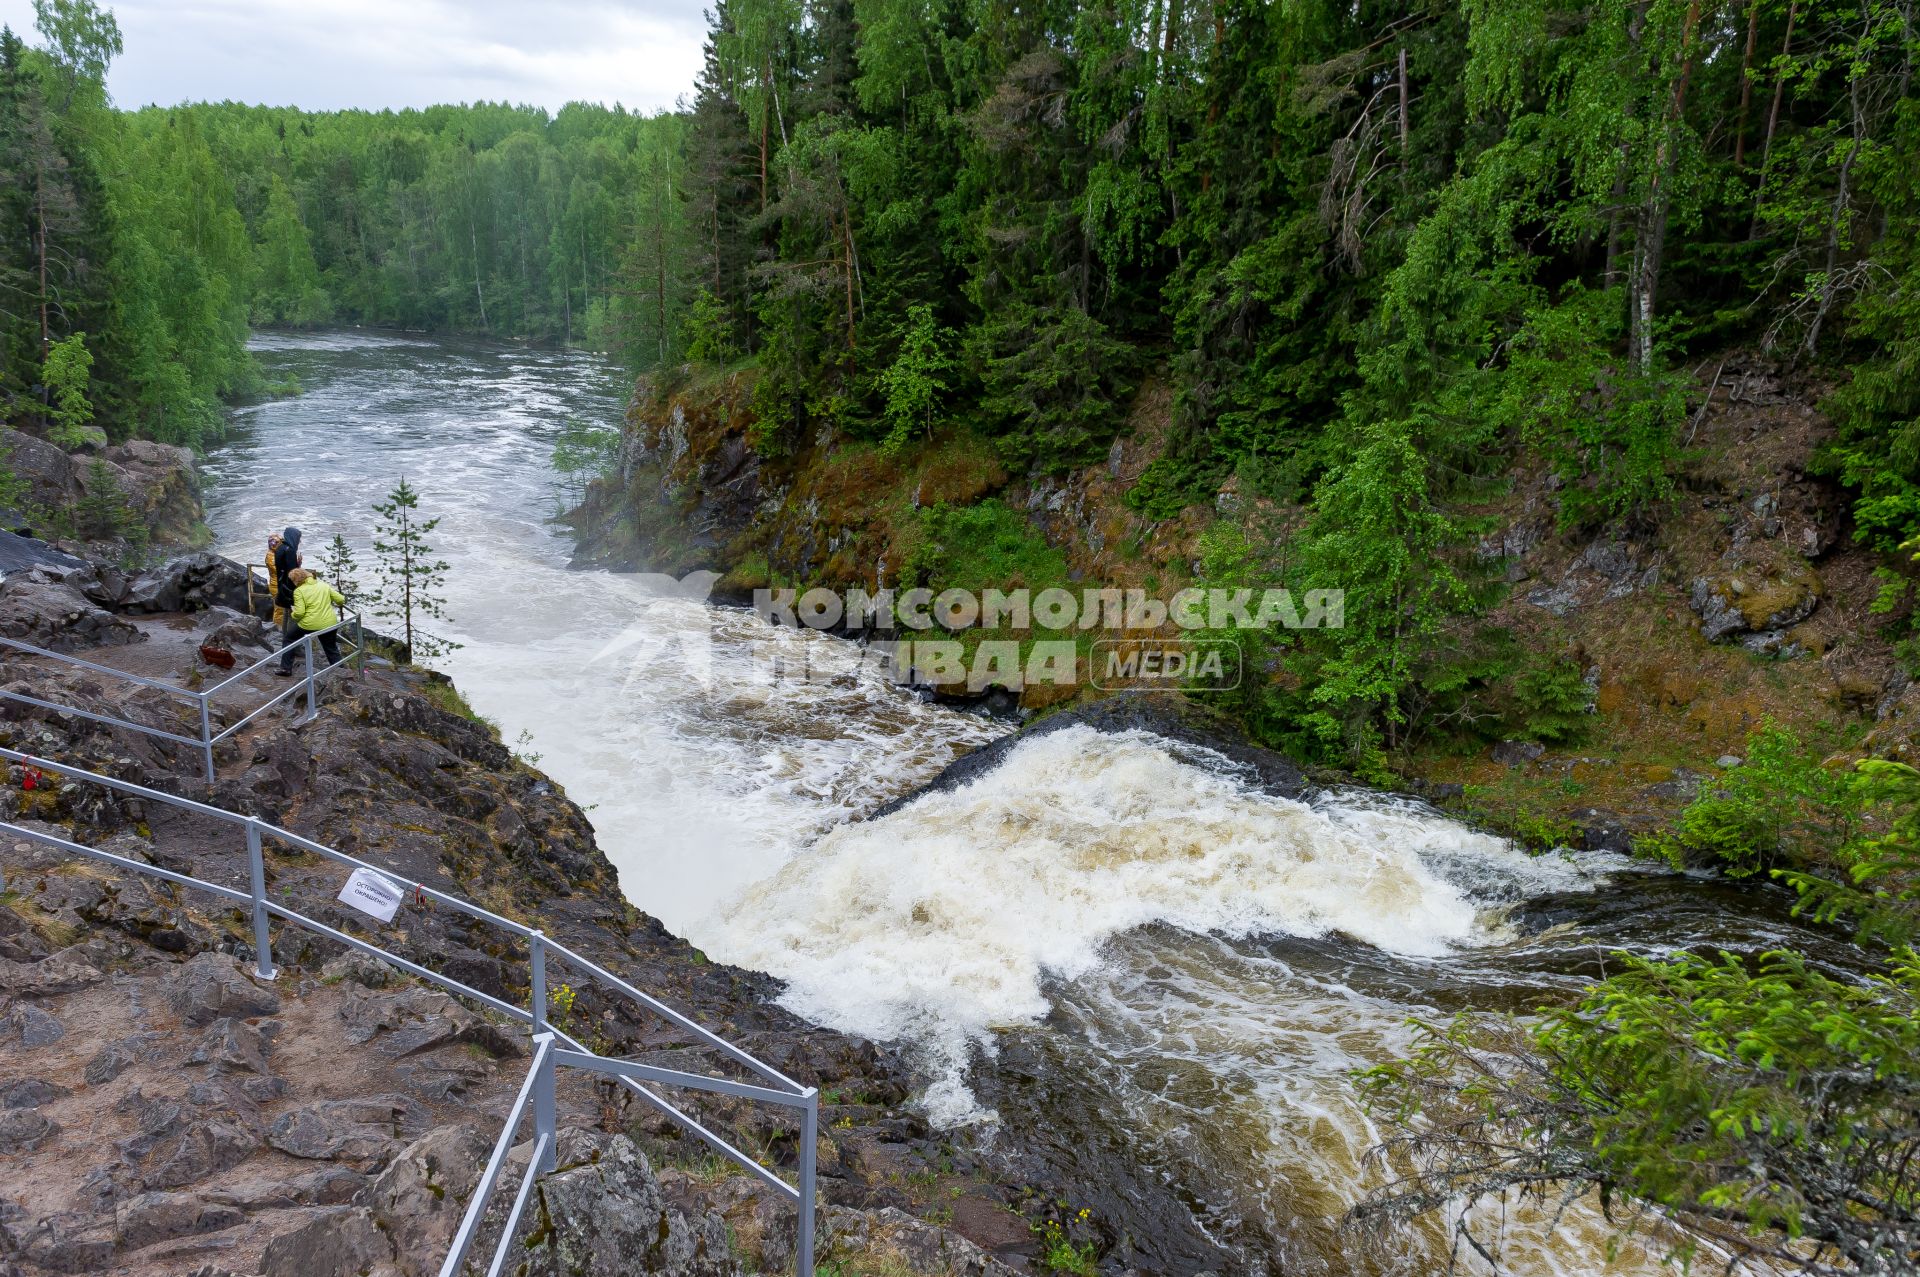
0;0;708;114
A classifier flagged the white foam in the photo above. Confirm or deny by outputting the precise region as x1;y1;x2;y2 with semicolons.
711;726;1595;1123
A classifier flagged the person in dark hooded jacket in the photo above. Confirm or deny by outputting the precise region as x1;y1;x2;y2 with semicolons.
272;527;304;674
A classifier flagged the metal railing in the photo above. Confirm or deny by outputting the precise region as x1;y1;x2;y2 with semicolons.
0;606;368;782
0;745;819;1276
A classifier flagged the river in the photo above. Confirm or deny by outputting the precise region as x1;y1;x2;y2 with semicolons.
204;330;1843;1276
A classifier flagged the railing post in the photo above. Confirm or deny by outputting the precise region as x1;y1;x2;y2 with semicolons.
198;694;214;784
530;931;548;1035
797;1088;817;1277
303;635;318;719
245;820;277;980
532;1033;557;1175
354;611;366;674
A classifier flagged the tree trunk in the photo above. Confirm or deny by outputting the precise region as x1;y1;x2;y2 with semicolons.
1802;15;1871;359
469;218;489;330
1758;1;1799;185
1629;0;1701;372
1398;46;1410;150
1733;0;1761;166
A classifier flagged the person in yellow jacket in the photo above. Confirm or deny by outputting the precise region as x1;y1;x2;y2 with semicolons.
276;568;345;676
263;533;286;627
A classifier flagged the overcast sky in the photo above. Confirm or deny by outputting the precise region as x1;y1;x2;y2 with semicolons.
0;0;708;114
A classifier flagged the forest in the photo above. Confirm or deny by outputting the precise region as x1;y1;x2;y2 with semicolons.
6;0;1920;1265
5;0;1919;765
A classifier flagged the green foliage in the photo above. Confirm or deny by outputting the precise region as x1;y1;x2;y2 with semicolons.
968;303;1138;474
317;533;362;606
683;288;740;364
72;457;146;562
1784;758;1920;949
1510;657;1593;745
902;499;1070;595
878;303;951;457
1645;724;1861;878
40;331;93;447
370;478;459;662
550;416;619;507
1359;950;1920;1274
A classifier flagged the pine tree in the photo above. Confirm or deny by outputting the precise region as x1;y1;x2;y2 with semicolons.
317;533;362;606
370;478;458;662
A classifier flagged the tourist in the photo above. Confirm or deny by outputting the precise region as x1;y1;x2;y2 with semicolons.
263;532;285;626
273;526;302;648
277;567;345;676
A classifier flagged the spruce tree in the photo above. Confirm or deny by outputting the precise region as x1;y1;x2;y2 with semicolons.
370;478;459;662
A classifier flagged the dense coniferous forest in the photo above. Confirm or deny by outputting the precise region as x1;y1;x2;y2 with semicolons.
8;1;1920;1266
6;0;1918;765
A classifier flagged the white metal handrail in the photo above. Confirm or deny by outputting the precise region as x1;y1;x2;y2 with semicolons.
0;605;369;781
0;745;818;1275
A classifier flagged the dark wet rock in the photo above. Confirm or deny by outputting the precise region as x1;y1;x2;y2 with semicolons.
258;1206;396;1277
0;531;88;583
0;431;76;522
122;553;252;616
0;1077;66;1109
0;1107;59;1152
188;1017;275;1075
167;952;282;1026
1489;740;1546;767
113;1190;244;1250
1567;807;1633;854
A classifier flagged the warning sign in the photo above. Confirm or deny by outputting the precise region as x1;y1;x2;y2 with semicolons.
338;867;404;924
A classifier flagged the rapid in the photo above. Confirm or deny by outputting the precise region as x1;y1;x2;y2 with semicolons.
206;331;1840;1276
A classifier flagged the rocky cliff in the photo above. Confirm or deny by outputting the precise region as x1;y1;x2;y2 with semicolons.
0;552;1053;1277
2;430;210;557
569;354;1920;845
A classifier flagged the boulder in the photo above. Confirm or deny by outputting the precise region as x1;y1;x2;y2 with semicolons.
501;1133;741;1277
1689;568;1821;643
259;1207;398;1277
123;553;254;615
0;430;74;521
0;1077;65;1109
822;1206;1021;1277
85;1033;160;1084
166;952;282;1026
0;1107;59;1153
188;1017;275;1075
0;952;104;996
99;440;205;546
0;575;140;653
113;1191;244;1250
2;1002;65;1048
268;1096;424;1163
358;1123;492;1265
1489;739;1546;767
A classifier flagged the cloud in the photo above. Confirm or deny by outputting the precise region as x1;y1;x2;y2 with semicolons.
0;0;706;113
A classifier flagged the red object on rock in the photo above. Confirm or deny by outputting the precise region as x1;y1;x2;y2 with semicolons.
198;643;235;669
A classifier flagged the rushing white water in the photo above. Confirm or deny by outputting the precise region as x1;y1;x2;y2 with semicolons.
206;332;1820;1276
713;725;1597;1124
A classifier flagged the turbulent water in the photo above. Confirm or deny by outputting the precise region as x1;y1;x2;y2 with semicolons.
208;331;1839;1276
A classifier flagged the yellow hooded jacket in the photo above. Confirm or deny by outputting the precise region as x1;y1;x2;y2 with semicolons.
290;577;344;634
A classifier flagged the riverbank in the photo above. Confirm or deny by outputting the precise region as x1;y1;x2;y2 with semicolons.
568;353;1917;860
0;547;1063;1276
